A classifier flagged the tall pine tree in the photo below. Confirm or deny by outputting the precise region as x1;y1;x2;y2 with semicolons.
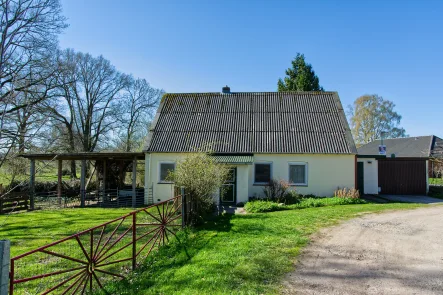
278;53;324;91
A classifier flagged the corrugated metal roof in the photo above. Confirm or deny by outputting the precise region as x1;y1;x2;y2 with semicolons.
144;92;357;154
358;136;443;158
212;155;254;164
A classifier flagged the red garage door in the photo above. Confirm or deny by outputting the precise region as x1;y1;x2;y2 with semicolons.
378;159;427;195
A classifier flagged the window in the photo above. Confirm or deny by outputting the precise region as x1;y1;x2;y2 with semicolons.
254;163;272;184
289;162;308;185
159;162;175;183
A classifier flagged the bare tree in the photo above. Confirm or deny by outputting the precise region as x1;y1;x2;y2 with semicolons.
0;0;67;112
116;78;163;151
0;0;67;169
52;49;130;153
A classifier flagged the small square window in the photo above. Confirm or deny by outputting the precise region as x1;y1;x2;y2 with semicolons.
159;163;175;183
254;163;272;184
289;163;308;185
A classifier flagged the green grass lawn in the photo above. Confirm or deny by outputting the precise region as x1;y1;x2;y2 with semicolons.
0;172;71;187
103;202;423;295
2;203;426;295
1;208;133;257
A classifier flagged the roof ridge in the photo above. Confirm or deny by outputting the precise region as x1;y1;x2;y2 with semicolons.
162;91;338;95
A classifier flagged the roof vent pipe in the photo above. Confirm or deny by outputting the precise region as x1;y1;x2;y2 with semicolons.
222;85;230;94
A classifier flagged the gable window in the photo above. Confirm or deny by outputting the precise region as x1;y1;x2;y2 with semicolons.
289;162;308;186
254;163;272;184
159;162;175;183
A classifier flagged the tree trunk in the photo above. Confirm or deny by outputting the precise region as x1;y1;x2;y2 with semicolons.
68;128;77;179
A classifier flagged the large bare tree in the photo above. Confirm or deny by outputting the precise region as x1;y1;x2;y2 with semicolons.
0;0;67;170
115;78;163;152
52;49;130;153
0;0;67;113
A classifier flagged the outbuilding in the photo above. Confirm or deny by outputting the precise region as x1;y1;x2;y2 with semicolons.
357;136;443;195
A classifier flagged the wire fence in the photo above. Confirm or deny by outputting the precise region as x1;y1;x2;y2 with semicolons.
9;195;186;294
0;188;148;212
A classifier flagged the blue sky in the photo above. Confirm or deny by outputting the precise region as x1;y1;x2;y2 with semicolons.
59;0;442;137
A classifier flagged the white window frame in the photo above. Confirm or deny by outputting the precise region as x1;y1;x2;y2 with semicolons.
254;162;273;185
158;161;176;184
288;162;308;186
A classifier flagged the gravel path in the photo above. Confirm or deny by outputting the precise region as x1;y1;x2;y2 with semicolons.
282;206;443;295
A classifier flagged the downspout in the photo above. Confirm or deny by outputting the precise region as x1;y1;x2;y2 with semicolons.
355;155;358;190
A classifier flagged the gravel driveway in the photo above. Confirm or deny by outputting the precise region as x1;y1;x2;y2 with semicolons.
282;206;443;295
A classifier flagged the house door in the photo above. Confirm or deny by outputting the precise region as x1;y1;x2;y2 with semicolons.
357;162;364;195
220;168;236;204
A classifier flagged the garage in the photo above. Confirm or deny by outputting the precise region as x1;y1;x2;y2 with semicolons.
378;158;427;195
357;136;437;196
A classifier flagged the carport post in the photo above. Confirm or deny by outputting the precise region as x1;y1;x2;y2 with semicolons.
29;159;35;210
80;159;86;208
132;158;137;208
57;159;62;207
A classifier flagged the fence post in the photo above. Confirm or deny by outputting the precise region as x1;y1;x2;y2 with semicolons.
181;187;185;228
132;213;136;271
0;240;10;295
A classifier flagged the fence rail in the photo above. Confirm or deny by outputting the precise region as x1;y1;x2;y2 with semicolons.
0;193;29;214
0;188;147;212
9;195;185;294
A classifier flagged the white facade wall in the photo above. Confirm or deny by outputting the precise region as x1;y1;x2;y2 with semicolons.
249;154;355;197
145;153;356;203
357;158;379;195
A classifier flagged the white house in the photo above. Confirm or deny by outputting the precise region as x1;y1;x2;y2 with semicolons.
143;87;357;205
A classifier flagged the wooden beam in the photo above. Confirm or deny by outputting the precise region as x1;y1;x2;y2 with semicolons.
29;159;35;210
80;159;86;208
132;158;137;208
57;160;62;206
102;159;107;201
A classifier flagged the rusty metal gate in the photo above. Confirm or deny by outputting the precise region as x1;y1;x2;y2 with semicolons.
378;159;427;195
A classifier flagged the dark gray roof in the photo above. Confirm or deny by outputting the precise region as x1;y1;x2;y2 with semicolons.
358;135;443;158
144;92;357;154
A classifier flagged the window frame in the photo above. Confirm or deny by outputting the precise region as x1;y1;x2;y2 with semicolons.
253;162;273;185
158;161;176;184
288;162;308;186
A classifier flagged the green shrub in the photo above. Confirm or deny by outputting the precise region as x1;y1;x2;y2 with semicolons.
280;190;302;204
288;197;367;209
244;200;287;213
245;197;367;213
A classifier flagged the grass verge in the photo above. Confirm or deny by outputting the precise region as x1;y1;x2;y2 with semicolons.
103;202;423;295
1;208;133;257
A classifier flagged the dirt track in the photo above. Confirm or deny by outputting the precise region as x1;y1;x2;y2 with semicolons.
282;206;443;295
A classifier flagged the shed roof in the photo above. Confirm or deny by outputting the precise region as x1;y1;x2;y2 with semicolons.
357;135;443;158
144;91;357;154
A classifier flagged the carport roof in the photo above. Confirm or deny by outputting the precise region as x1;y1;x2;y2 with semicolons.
20;152;145;160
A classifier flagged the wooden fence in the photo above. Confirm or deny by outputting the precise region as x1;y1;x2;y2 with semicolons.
0;193;29;214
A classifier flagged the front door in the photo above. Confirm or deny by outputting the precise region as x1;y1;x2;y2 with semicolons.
357;162;364;195
220;168;236;204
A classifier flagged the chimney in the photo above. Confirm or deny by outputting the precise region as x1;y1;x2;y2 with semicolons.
222;85;230;94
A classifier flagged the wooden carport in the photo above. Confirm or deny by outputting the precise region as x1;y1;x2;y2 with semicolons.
20;152;145;209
